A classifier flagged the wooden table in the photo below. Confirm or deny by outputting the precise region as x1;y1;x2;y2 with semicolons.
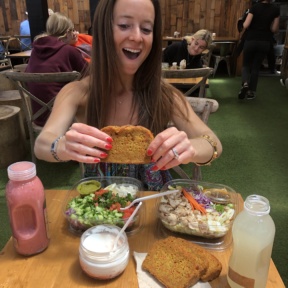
0;190;285;287
6;49;31;59
165;77;209;87
163;36;238;45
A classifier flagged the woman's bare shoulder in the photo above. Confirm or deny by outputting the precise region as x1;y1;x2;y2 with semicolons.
58;76;89;99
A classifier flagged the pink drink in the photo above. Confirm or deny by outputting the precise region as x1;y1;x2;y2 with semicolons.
6;161;50;255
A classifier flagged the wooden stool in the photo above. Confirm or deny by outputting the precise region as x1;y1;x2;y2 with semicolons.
0;90;29;138
0;105;27;168
0;71;16;90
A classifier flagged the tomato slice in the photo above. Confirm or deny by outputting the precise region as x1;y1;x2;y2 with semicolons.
95;189;109;196
109;202;121;211
122;207;135;219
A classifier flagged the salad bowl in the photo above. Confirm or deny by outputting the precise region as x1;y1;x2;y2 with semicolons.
63;176;144;235
157;179;239;246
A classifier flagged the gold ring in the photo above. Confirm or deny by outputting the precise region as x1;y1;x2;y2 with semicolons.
172;148;179;160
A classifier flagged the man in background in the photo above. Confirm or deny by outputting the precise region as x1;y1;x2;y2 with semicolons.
20;9;54;51
19;12;32;51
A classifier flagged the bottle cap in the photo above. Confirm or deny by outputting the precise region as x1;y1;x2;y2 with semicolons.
7;161;37;181
244;194;270;215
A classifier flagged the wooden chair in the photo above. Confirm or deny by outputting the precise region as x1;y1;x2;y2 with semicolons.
13;63;28;72
4;71;81;163
170;96;219;181
0;36;13;71
211;41;236;77
13;35;32;51
162;67;213;98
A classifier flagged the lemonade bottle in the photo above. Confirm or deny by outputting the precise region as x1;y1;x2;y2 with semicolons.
227;195;275;288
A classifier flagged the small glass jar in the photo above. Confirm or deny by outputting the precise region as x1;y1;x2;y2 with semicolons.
79;225;129;279
171;62;177;70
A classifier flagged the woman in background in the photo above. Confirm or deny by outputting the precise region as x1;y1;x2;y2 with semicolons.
238;0;280;100
25;12;88;126
69;32;93;62
162;29;213;69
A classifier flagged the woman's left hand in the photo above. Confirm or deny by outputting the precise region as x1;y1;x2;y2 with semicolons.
147;127;195;171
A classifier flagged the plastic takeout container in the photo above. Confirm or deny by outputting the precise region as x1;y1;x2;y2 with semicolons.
63;176;145;235
156;179;239;250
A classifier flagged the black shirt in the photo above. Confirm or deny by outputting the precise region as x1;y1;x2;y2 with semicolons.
162;39;203;69
246;3;280;42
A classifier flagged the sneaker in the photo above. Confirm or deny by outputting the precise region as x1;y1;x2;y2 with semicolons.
247;90;256;100
238;84;249;99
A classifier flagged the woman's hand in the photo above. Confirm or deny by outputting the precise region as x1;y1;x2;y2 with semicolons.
147;127;195;171
61;123;113;163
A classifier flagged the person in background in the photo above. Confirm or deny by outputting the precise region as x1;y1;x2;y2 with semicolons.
25;12;88;127
34;0;222;191
19;9;54;51
238;0;280;100
162;29;213;69
0;41;5;59
19;11;32;51
266;35;278;74
69;32;93;62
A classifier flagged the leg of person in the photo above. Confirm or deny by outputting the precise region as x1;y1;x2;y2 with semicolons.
248;41;270;100
238;41;253;99
267;41;276;74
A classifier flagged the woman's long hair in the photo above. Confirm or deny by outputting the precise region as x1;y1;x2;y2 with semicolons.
34;12;74;42
86;0;188;135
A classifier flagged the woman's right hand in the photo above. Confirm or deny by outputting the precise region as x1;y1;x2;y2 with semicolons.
60;123;113;163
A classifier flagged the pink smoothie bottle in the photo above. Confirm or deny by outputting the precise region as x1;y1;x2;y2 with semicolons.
5;161;50;255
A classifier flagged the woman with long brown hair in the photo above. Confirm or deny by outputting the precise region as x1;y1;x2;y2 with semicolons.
34;0;222;190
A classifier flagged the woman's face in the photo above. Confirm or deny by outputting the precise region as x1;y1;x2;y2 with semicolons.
113;0;154;75
187;37;207;56
66;29;79;45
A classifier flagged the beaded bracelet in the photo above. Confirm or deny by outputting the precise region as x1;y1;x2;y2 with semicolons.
195;135;218;166
50;135;68;162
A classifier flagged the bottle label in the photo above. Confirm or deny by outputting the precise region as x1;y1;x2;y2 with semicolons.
228;266;255;288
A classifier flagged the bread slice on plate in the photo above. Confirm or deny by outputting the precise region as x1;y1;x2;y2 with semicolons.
101;125;154;164
142;236;222;288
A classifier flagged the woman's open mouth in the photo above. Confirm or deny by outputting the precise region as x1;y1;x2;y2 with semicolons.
123;48;141;60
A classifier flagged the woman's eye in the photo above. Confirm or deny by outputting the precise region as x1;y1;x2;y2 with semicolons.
141;27;152;35
118;24;130;30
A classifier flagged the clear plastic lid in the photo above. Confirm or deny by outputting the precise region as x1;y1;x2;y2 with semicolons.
7;161;37;181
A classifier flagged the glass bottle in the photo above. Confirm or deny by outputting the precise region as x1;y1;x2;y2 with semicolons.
79;224;129;279
5;161;50;255
171;62;177;70
227;194;275;288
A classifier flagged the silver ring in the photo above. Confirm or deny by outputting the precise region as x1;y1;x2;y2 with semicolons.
172;148;179;160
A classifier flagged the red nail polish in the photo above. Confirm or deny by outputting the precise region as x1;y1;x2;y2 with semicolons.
100;152;108;158
151;165;158;171
105;143;112;150
94;158;100;163
147;149;153;156
106;137;113;143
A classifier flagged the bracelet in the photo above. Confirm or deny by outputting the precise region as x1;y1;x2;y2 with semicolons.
195;135;218;166
50;136;68;162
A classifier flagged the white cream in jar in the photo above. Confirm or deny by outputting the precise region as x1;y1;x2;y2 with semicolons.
79;225;129;279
